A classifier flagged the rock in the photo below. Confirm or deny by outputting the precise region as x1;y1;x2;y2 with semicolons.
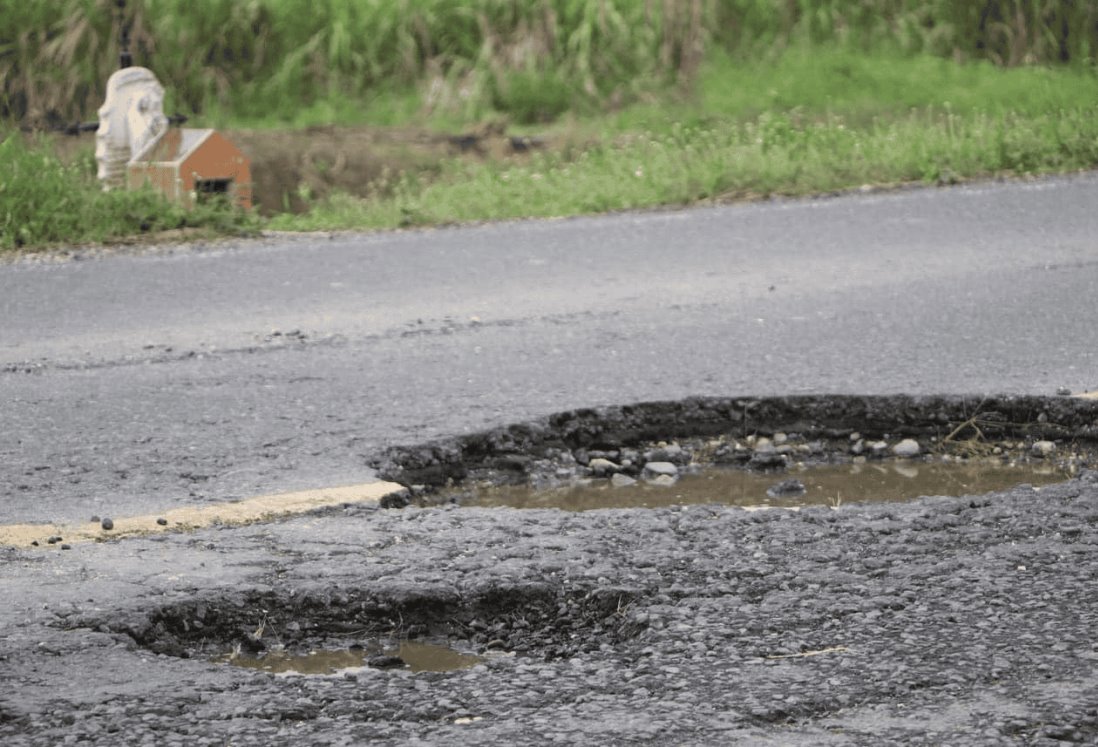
156;518;168;526
749;451;786;470
644;462;678;478
1031;441;1056;458
610;473;637;488
588;458;620;477
892;439;920;458
773;433;788;446
850;439;865;455
766;479;806;498
368;655;406;669
753;438;774;454
645;444;686;465
101;518;114;531
869;441;889;457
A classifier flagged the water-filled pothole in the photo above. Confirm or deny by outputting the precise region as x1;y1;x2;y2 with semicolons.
463;460;1070;511
219;640;484;675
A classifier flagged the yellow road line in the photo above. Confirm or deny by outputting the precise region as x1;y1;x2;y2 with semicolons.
0;481;405;549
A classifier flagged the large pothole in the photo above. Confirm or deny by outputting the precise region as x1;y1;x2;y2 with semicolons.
372;394;1098;508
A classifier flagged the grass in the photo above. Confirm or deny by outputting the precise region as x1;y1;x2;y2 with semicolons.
3;2;1098;249
0;134;256;251
269;46;1098;232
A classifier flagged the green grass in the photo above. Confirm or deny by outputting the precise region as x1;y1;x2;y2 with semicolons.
4;1;1098;249
0;134;256;251
269;47;1098;232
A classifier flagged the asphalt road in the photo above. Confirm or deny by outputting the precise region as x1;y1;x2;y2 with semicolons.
3;174;1098;523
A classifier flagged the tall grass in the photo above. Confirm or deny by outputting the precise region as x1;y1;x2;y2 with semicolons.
3;1;1096;128
2;0;708;126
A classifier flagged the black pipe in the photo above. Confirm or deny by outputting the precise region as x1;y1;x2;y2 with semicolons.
116;0;132;69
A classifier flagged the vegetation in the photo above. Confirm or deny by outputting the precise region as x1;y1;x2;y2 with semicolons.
3;0;1097;127
0;135;254;250
2;1;1097;248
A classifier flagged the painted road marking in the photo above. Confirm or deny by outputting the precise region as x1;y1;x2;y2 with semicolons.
0;481;405;549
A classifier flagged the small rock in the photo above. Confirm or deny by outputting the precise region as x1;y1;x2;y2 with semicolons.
1031;441;1056;458
644;461;678;477
773;433;788;445
610;473;637;488
766;479;806;498
645;444;686;464
1056;387;1072;396
60;544;71;550
89;515;100;523
753;438;774;454
587;458;620;477
156;518;168;526
850;439;865;456
368;655;406;669
100;518;114;531
892;439;920;458
869;440;889;457
749;451;787;470
46;536;62;545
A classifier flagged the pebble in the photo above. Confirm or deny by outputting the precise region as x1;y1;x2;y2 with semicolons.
892;439;921;458
766;479;806;498
101;518;114;531
587;458;620;476
644;462;678;477
156;518;168;526
1031;441;1056;458
611;474;638;488
368;655;406;669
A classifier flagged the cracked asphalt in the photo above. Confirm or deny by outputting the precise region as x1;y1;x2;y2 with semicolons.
2;174;1098;744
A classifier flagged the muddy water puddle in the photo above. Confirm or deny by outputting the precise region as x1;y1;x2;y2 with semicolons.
466;460;1069;511
220;640;484;675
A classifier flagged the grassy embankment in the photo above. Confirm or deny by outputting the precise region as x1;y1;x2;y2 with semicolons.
3;0;1098;249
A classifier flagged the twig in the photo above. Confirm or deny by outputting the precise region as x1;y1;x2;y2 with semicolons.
764;646;849;660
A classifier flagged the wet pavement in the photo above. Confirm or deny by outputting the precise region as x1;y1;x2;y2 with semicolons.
2;395;1098;745
2;472;1096;745
5;174;1098;744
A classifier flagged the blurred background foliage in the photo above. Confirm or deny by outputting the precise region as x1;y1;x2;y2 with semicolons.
3;0;1096;128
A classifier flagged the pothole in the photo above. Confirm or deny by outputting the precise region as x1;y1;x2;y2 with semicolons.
463;459;1070;511
373;395;1097;510
98;582;645;668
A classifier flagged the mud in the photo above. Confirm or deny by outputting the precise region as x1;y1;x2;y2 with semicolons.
2;394;1098;745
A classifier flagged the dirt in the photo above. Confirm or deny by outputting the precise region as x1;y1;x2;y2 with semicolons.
45;122;560;216
2;394;1098;745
